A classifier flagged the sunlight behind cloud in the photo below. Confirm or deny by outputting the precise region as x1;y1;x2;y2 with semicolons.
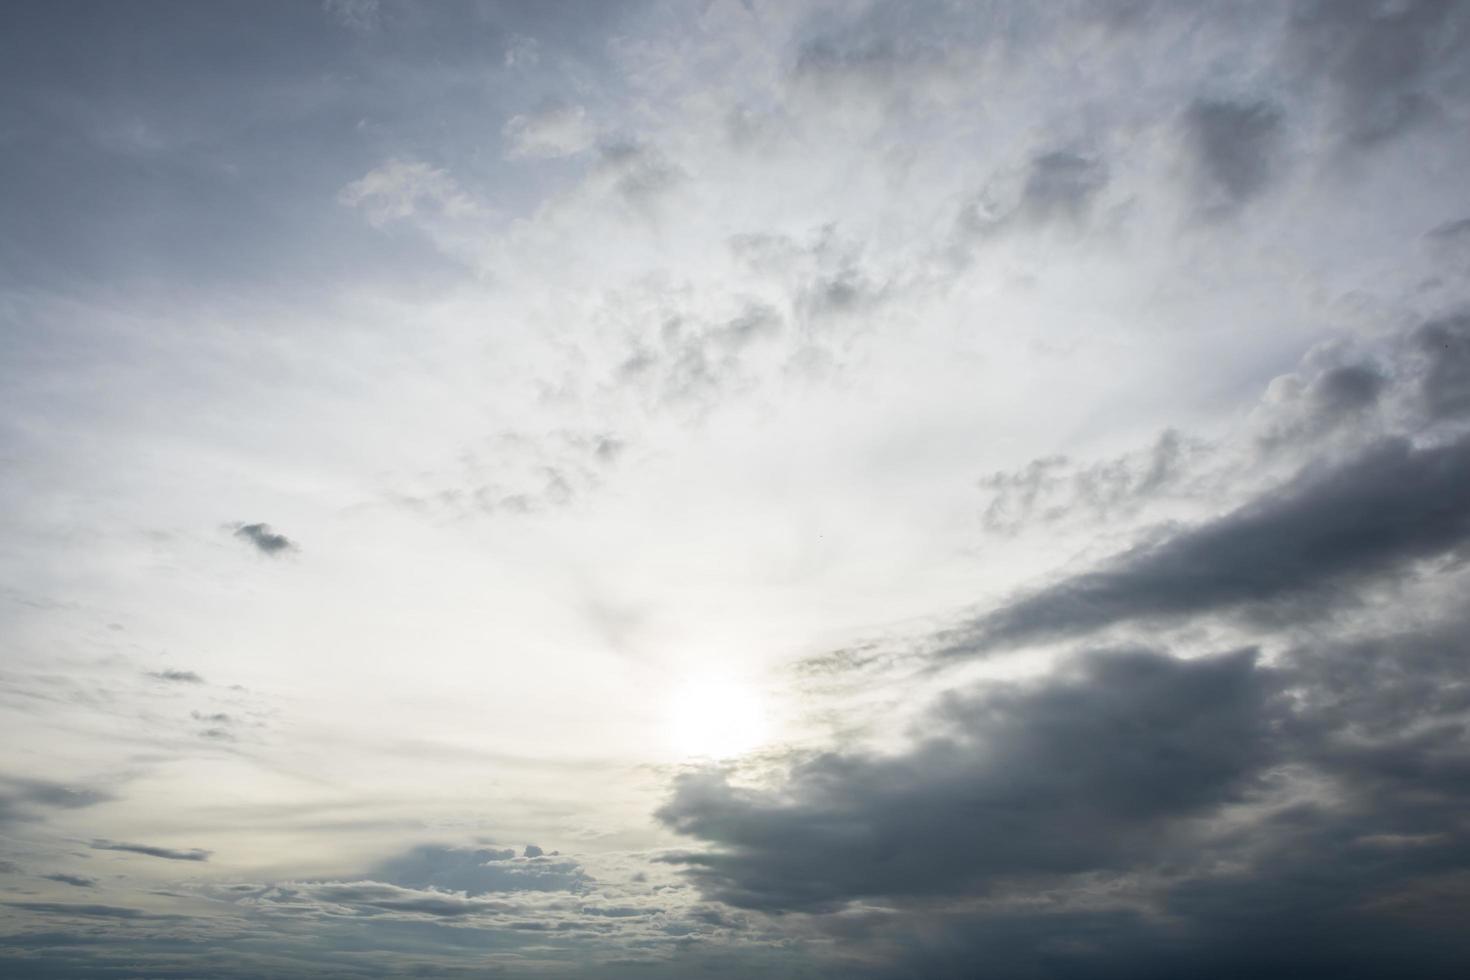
665;676;769;760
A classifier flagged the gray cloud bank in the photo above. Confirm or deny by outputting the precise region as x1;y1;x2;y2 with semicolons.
950;432;1470;654
660;627;1470;976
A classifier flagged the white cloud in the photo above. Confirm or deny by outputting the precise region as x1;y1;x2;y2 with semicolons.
336;159;481;226
502;104;598;160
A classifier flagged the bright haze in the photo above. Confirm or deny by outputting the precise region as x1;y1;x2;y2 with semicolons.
3;2;1470;977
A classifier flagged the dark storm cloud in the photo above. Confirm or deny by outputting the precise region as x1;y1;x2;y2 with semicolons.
90;840;211;862
232;522;295;555
0;776;112;825
1183;97;1283;212
660;648;1274;911
42;873;98;888
949;434;1470;653
1413;313;1470;420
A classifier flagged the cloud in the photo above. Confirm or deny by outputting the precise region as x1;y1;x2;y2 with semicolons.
3;902;182;921
504;34;540;69
660;647;1275;911
957;149;1110;243
1288;0;1470;149
593;141;684;207
1428;216;1470;243
1255;351;1389;451
278;880;516;918
979;429;1205;535
337;159;480;227
41;873;97;888
1414;313;1470;420
384;426;633;519
503;104;597;159
1310;362;1387;415
950;434;1470;653
661;622;1470;975
89;840;211;862
322;0;379;33
232;522;296;556
1183;97;1283;213
147;669;204;684
1020;151;1109;225
0;776;112;825
363;843;590;896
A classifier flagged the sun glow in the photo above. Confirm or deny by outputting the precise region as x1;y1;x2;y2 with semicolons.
665;677;769;760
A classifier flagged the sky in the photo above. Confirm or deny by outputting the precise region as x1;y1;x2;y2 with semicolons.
2;0;1469;976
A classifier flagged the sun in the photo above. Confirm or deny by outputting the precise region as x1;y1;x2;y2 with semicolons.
665;676;769;760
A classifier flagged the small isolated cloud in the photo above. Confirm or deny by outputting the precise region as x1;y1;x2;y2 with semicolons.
232;522;296;556
338;159;480;227
503;104;597;160
90;839;211;862
504;34;540;69
148;669;204;684
322;0;378;32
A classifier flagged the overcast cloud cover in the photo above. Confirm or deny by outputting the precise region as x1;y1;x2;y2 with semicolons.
3;1;1470;977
